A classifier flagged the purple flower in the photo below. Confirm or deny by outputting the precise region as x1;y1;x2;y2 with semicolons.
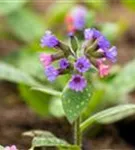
41;31;59;48
69;74;87;92
71;6;87;30
84;28;94;40
75;56;91;73
84;28;102;40
59;58;69;69
92;28;102;39
105;46;117;62
97;36;110;50
40;53;53;67
45;66;59;82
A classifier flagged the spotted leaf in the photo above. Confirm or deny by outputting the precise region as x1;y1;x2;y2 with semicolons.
62;82;93;123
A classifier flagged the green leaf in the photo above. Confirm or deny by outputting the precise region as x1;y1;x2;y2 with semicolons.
32;137;69;147
62;82;93;123
19;85;50;116
31;131;69;148
107;60;135;101
23;130;54;138
25;130;79;149
15;50;45;81
69;36;78;53
83;89;105;118
7;8;45;42
58;145;80;150
3;48;46;81
0;62;61;97
49;98;65;118
0;62;39;86
0;0;27;16
80;104;135;132
31;87;61;97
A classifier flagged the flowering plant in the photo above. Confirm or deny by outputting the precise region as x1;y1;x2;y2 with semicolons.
22;28;135;150
1;4;135;150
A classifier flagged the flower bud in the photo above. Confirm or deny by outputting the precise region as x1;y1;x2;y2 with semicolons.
56;41;73;57
69;35;78;53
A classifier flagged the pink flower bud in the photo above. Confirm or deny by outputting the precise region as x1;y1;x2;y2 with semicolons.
40;53;53;67
97;60;109;78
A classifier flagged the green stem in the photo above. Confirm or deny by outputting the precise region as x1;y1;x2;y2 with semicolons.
74;116;82;148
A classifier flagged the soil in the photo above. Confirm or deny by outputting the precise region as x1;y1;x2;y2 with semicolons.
1;0;135;150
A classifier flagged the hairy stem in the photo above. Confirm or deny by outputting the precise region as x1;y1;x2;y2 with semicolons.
74;116;82;148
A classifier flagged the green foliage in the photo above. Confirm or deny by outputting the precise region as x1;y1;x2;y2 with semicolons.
19;85;51;116
0;62;39;86
84;59;135;119
3;47;45;81
7;8;45;42
62;82;93;123
15;50;45;80
31;87;61;97
26;130;69;149
0;61;62;116
0;0;27;16
106;59;135;102
83;89;105;117
70;36;79;53
32;136;68;148
81;104;135;132
23;130;55;137
24;130;80;150
49;98;65;118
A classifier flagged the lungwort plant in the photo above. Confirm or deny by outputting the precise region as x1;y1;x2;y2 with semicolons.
21;27;135;150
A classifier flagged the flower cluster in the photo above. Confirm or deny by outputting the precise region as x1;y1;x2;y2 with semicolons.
40;28;117;92
65;6;87;35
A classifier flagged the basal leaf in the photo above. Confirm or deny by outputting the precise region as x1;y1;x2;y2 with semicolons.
0;62;39;86
0;62;61;97
32;136;69;148
19;85;51;116
23;130;54;138
31;87;61;97
81;104;135;132
62;82;93;123
106;59;135;103
26;130;70;149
